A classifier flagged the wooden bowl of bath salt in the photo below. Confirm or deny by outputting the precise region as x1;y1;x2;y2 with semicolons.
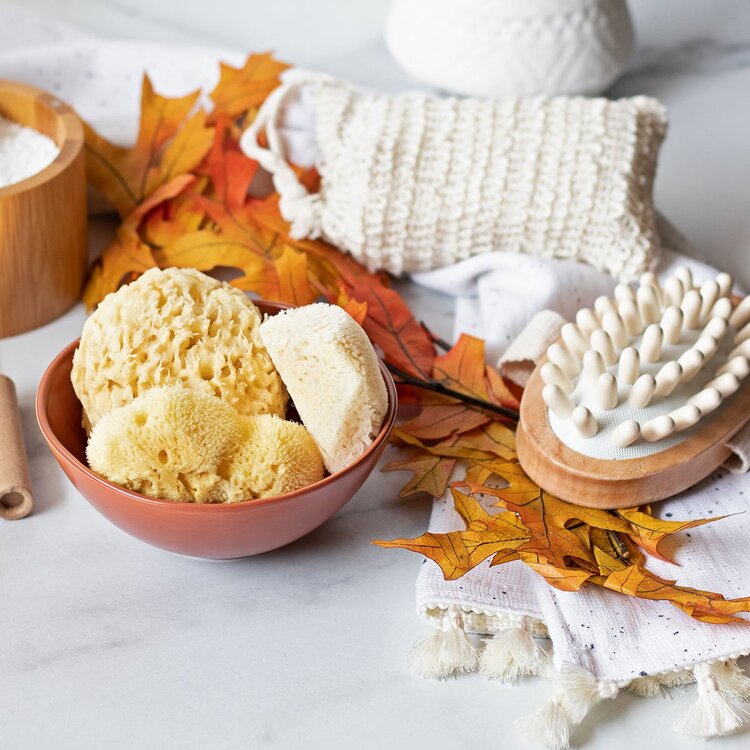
0;80;87;339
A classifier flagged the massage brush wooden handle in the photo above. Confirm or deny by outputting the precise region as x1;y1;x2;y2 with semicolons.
517;269;750;509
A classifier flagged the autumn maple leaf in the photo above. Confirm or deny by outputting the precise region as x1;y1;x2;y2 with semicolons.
209;53;290;122
84;76;213;217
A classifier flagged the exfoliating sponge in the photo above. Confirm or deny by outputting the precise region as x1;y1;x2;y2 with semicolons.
87;387;242;503
72;267;286;430
223;413;325;499
87;387;324;502
259;303;388;474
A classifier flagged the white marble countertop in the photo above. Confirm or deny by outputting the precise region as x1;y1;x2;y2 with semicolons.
1;1;750;748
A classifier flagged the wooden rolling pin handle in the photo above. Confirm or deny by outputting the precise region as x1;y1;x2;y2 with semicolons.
0;375;34;520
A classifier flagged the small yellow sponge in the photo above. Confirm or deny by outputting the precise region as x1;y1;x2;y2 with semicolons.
223;414;325;499
72;267;286;430
87;387;241;503
87;387;324;503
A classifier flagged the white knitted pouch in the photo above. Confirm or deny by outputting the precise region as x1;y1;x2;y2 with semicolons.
240;70;668;280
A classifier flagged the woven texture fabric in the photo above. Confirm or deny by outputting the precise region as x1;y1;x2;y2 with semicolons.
242;72;668;280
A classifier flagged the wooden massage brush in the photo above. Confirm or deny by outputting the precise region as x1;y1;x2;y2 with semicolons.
517;268;750;509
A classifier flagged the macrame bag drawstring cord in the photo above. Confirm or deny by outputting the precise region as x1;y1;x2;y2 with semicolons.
239;70;331;241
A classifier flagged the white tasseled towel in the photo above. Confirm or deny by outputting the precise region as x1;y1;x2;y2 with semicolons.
241;70;667;280
409;244;750;748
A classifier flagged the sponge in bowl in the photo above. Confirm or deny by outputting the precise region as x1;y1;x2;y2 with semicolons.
87;387;324;502
87;387;241;503
223;414;325;499
72;267;286;431
259;303;388;474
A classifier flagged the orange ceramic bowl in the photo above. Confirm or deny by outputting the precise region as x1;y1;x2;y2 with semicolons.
36;301;398;559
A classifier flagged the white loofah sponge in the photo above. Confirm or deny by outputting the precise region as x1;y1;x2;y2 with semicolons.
259;303;388;474
87;388;324;502
72;267;286;430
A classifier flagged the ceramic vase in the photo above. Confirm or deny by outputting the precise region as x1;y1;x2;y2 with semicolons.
385;0;635;97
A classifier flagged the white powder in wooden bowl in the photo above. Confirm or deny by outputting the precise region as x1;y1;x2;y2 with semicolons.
0;114;60;188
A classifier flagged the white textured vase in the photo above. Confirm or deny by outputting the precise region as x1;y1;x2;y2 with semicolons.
385;0;635;97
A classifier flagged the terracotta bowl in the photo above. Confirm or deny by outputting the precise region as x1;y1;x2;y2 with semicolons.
36;301;398;559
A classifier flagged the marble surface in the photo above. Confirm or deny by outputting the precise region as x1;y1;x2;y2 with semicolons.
1;1;750;748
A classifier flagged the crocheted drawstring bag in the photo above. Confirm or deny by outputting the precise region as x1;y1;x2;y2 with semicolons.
240;70;668;281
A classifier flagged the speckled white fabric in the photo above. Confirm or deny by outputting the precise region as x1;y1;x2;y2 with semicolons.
418;465;750;682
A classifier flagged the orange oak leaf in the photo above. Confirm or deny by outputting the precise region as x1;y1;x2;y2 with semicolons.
374;488;530;579
84;76;212;217
460;468;602;570
209;53;290;122
613;508;718;563
382;450;457;499
385;423;517;499
431;334;519;410
395;402;492;441
591;546;750;624
431;334;489;400
393;421;516;463
380;464;748;622
511;553;594;592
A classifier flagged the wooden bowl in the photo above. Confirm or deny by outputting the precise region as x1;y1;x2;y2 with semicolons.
0;81;87;339
35;301;398;559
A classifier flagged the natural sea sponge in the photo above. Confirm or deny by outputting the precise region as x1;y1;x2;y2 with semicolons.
259;303;388;474
72;267;286;430
223;414;325;499
87;387;241;503
87;387;324;503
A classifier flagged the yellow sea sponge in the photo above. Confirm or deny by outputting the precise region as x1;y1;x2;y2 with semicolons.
87;387;242;503
223;414;325;499
72;267;286;430
87;387;324;503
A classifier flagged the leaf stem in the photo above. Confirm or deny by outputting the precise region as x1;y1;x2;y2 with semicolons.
386;363;520;422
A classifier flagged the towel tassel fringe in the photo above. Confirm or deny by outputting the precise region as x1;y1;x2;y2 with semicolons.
674;661;748;738
627;668;693;698
407;604;478;679
516;664;620;750
480;617;550;683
